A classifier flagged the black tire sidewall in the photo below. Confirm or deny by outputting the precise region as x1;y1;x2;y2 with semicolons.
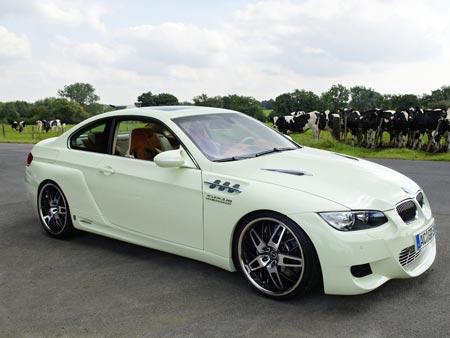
37;181;74;238
232;211;319;299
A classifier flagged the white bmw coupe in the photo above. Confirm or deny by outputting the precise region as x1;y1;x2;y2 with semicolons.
25;106;436;298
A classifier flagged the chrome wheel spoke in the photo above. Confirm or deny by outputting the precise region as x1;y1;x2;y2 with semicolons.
249;228;266;254
58;206;66;215
267;224;285;251
43;214;53;225
267;263;283;289
246;255;270;272
278;253;303;268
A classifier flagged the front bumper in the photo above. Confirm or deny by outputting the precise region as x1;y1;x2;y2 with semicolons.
289;198;436;295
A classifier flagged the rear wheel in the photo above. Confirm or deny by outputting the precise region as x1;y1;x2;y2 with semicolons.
233;212;320;299
38;182;74;237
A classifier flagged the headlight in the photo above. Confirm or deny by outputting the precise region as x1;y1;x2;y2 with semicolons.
319;211;388;231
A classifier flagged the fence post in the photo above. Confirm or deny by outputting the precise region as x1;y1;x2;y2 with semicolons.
343;116;348;142
32;126;35;140
332;116;341;141
1;124;5;138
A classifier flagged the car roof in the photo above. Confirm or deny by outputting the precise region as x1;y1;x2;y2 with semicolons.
99;106;237;120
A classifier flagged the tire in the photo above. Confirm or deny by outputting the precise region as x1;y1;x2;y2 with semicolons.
233;211;321;299
37;181;75;238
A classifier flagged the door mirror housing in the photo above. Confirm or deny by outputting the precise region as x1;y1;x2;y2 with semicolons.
154;149;193;168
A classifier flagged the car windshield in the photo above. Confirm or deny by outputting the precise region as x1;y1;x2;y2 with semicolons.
173;112;299;161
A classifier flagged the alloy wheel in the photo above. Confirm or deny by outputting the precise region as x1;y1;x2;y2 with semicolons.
38;183;69;235
238;217;305;297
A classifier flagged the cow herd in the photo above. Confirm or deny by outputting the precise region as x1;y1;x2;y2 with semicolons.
272;108;450;152
11;119;66;134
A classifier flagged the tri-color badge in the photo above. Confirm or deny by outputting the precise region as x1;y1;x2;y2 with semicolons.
204;180;242;194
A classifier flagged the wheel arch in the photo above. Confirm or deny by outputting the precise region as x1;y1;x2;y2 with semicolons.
230;209;321;273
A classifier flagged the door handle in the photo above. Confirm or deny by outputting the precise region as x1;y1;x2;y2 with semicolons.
99;166;115;175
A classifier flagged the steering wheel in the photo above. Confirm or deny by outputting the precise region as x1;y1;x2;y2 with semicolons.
239;136;256;145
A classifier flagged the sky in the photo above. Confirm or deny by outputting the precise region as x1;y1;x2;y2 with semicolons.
0;0;449;105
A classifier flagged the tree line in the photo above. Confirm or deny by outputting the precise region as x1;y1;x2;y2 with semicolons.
267;84;450;118
1;82;449;125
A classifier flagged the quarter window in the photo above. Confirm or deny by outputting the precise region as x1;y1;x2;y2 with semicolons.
70;121;109;153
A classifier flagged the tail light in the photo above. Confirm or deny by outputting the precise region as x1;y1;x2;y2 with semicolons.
26;152;33;167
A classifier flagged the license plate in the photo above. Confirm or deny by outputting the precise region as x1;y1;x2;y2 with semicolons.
415;223;436;251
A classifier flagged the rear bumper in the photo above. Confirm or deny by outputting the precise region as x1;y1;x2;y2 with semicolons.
289;207;436;295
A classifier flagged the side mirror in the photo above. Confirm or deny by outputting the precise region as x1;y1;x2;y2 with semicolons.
154;149;188;168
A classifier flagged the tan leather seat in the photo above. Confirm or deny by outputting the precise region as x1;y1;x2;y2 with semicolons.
127;127;162;160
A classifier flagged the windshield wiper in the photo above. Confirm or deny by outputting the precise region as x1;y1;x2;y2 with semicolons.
254;147;297;157
212;155;255;162
213;147;296;162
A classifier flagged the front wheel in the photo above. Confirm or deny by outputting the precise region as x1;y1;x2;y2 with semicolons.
38;181;74;238
233;212;320;299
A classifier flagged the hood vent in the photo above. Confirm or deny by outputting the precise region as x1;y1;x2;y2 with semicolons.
334;153;359;161
261;169;312;176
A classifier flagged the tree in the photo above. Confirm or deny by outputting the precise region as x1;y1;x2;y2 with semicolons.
349;86;383;111
422;85;450;109
320;84;350;111
222;94;265;121
85;103;107;116
136;91;156;107
388;94;420;110
291;89;322;112
51;98;88;123
31;97;88;123
193;94;224;108
260;99;274;110
273;93;295;116
57;83;100;107
154;93;179;106
0;102;19;123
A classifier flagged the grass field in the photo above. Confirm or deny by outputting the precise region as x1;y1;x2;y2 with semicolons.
1;122;449;161
0;124;75;144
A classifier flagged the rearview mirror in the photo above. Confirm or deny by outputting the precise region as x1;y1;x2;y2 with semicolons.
154;149;188;168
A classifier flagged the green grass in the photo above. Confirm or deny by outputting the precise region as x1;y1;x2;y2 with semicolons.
289;129;450;161
0;124;75;144
262;109;273;118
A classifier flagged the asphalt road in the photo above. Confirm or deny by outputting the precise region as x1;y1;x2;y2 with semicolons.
1;143;449;338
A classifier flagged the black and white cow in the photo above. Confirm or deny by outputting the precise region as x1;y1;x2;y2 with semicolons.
42;120;51;133
430;110;450;152
36;120;43;133
273;112;322;139
389;110;409;147
359;109;383;148
272;115;295;134
409;108;445;150
341;109;361;146
11;121;26;132
49;119;62;132
377;110;396;147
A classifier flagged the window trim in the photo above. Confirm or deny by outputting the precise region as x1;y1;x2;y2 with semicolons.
67;115;201;169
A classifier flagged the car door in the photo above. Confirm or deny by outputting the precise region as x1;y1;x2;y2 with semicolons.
90;118;204;249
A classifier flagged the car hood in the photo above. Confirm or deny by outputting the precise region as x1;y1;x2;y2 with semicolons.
210;147;420;211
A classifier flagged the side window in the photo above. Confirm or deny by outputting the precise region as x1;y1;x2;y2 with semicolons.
70;121;109;153
112;119;180;161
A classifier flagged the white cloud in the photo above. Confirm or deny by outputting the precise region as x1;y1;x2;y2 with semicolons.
1;0;449;103
36;0;107;32
0;26;30;59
